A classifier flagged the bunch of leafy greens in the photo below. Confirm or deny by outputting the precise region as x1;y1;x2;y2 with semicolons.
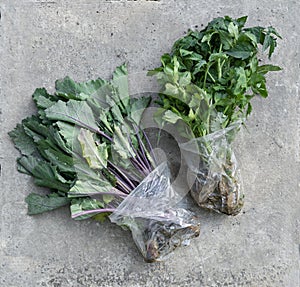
148;15;281;138
9;64;201;262
148;16;281;215
9;64;155;221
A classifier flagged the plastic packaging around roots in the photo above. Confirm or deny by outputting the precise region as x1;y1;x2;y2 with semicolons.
180;123;244;216
109;162;200;262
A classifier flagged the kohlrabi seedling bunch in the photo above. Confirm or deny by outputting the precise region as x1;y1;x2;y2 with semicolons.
9;64;200;262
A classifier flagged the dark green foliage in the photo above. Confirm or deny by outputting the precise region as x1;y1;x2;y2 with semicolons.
25;193;70;215
9;64;152;218
149;15;281;138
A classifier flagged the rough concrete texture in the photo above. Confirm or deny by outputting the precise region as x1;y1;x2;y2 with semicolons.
0;0;299;286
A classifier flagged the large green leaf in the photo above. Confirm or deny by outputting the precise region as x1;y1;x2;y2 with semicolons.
49;126;72;154
112;125;134;159
233;67;247;95
68;179;112;197
32;88;57;110
70;198;107;220
55;76;106;101
226;42;253;60
112;64;129;101
8;124;37;156
22;116;50;142
42;148;75;173
129;96;151;125
77;129;108;169
56;121;78;148
26;193;70;215
17;156;70;192
45;99;99;132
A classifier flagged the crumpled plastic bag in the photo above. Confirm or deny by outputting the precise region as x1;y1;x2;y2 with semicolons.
109;162;200;262
180;123;244;216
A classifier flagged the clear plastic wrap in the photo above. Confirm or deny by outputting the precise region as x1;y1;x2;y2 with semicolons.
180;123;244;216
109;162;200;262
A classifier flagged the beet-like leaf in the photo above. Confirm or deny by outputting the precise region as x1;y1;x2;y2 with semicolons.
25;193;70;215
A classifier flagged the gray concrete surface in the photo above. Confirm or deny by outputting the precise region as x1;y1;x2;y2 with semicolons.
1;0;299;286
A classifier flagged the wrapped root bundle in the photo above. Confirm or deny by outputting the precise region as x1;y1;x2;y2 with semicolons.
180;123;243;215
